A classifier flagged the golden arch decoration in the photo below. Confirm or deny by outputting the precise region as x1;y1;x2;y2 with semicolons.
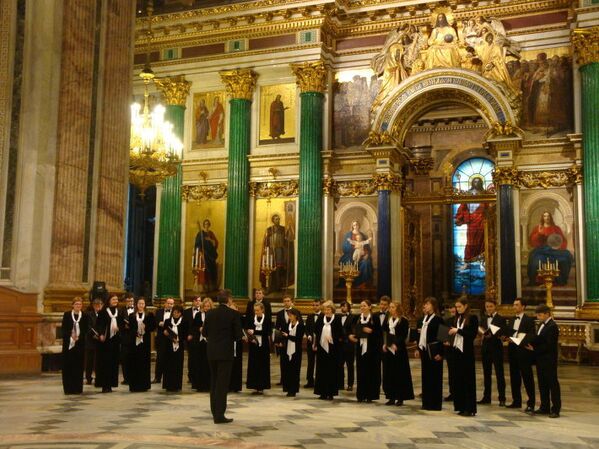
371;68;519;144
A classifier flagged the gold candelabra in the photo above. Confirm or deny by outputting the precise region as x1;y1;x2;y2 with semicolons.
260;247;276;290
339;261;359;305
536;258;560;309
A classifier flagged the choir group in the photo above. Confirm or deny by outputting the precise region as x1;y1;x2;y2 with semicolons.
61;289;561;419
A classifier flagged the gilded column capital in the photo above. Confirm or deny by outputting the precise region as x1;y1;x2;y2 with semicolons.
220;69;258;101
373;173;403;192
291;61;328;94
572;27;599;67
492;167;519;186
323;177;337;196
154;75;191;107
410;157;434;175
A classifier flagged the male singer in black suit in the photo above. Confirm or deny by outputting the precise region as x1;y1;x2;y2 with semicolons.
152;297;174;384
245;288;272;324
443;304;456;402
338;301;355;391
527;304;561;418
478;299;507;406
303;300;322;388
85;299;103;385
505;298;536;413
202;290;243;424
275;294;297;388
184;296;202;384
119;295;135;385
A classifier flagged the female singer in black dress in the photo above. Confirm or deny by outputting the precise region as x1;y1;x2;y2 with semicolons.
128;297;156;392
314;301;343;400
95;294;123;393
246;302;271;394
416;297;444;410
61;297;89;394
351;300;382;403
382;301;414;405
193;297;213;392
162;305;188;392
281;308;304;397
448;297;479;416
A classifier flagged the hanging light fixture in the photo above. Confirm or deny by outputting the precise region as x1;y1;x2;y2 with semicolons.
129;0;183;197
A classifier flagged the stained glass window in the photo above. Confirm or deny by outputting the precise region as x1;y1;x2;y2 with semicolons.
452;157;495;295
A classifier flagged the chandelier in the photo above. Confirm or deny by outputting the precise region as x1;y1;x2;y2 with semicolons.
129;0;183;197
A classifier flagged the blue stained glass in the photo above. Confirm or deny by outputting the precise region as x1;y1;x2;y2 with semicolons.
452;158;495;295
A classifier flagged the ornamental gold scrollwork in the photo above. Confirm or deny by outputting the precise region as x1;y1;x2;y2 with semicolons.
323;178;337;196
572;27;599;67
492;166;582;189
290;60;327;93
220;69;258;100
485;121;523;140
373;173;403;191
182;184;227;201
154;75;191;106
335;179;378;197
362;130;397;147
248;180;299;198
410;157;434;175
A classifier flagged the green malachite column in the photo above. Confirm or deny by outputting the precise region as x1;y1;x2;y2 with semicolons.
291;61;327;300
220;69;258;298
573;28;599;302
154;76;190;299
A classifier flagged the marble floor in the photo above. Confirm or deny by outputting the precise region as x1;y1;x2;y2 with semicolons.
1;358;598;449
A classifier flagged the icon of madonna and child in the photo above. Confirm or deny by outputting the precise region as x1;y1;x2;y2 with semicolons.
338;220;374;288
526;210;573;286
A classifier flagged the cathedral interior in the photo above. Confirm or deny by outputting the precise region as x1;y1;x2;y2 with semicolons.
1;0;599;445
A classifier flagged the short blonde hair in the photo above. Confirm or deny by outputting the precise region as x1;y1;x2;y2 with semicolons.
202;297;214;310
322;300;336;313
72;296;83;305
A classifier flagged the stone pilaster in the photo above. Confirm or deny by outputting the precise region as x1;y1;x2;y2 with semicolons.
221;69;257;298
291;61;327;300
573;27;599;304
154;76;191;299
93;0;136;293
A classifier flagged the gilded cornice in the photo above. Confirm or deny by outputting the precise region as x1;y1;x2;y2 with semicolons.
154;75;191;106
249;180;299;198
323;178;337;196
220;69;258;101
291;61;328;93
572;27;599;67
373;173;403;192
402;191;497;205
335;179;378;197
410;157;434;176
182;184;227;201
492;166;582;188
362;130;397;148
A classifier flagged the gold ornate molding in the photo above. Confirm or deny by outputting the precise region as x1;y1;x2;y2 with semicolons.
249;180;299;198
323;178;337;196
485;121;523;140
410;157;434;176
154;75;191;106
335;179;378;197
291;61;327;93
182;184;227;201
220;69;258;101
373;173;403;192
363;130;397;147
572;27;599;67
402;190;496;205
492;166;582;189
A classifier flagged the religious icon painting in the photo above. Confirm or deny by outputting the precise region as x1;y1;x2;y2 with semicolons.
333;197;378;301
519;188;576;305
258;83;296;145
506;47;573;140
253;198;297;297
192;91;226;149
451;157;495;296
184;199;226;297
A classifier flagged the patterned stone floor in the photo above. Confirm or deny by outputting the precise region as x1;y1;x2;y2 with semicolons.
1;359;598;449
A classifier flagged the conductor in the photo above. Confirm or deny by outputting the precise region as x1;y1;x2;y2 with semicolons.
202;289;243;424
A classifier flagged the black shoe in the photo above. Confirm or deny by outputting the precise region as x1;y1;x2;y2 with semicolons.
286;393;296;397
444;395;454;402
506;403;522;409
214;417;233;424
385;400;396;405
499;400;506;407
396;400;404;406
534;408;550;415
524;406;535;415
346;386;353;392
319;395;327;400
549;412;560;418
304;383;314;388
477;398;491;404
101;387;112;393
